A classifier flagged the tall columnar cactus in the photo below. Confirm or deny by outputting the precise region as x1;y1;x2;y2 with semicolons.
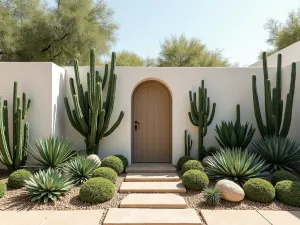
252;52;296;138
64;48;124;155
188;80;216;160
0;82;31;171
184;130;192;156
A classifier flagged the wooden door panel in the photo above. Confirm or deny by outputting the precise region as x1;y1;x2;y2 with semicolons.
132;81;171;163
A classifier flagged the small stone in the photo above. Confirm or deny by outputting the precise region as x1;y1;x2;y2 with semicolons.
87;154;101;164
215;179;245;202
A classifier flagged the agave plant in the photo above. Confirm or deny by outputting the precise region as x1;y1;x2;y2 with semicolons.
249;136;300;174
215;104;255;149
206;148;269;185
28;136;76;169
203;187;221;206
64;156;100;184
24;168;73;202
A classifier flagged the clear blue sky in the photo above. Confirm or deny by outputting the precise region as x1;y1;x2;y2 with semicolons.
47;0;300;66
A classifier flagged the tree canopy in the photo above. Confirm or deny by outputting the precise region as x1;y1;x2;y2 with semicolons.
116;50;145;66
157;34;229;67
0;0;118;65
261;7;300;58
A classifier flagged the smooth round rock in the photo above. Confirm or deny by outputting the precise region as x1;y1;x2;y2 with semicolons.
87;154;101;164
215;179;245;202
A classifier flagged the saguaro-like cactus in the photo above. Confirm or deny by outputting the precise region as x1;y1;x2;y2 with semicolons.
252;52;296;138
0;82;31;171
188;80;216;160
64;48;124;155
184;130;192;156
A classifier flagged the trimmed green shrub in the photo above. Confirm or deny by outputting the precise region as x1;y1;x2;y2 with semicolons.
64;156;100;184
92;167;117;183
271;170;297;186
203;187;221;206
24;168;73;202
0;180;6;198
177;156;194;170
275;180;300;207
101;156;124;174
182;169;209;191
206;148;269;185
114;154;128;171
7;169;31;188
243;178;275;203
79;177;115;203
181;160;204;174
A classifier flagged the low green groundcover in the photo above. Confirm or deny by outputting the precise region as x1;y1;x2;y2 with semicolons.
79;177;115;203
182;169;209;191
181;160;204;174
101;156;124;174
271;170;297;186
0;181;6;198
275;180;300;207
243;178;275;203
8;169;31;188
92;167;117;183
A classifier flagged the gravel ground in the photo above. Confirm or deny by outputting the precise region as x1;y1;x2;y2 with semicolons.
0;169;127;223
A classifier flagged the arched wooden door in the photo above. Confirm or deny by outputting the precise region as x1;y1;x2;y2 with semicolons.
132;80;172;163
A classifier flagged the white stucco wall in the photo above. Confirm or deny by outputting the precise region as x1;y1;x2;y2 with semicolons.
249;41;300;67
63;65;294;165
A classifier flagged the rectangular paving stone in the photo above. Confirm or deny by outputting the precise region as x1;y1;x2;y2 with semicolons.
43;210;104;225
201;210;270;225
103;208;203;225
258;210;300;225
125;172;180;182
120;193;187;208
126;163;177;173
119;181;186;193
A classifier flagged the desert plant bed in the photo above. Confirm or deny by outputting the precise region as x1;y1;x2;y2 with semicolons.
0;169;127;211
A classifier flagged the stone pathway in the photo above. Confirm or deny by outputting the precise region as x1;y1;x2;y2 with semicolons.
201;210;300;225
104;163;204;225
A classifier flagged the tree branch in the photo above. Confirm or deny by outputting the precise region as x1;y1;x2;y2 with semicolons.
41;32;72;53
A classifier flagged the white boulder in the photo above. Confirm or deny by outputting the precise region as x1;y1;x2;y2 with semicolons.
215;179;245;202
87;154;101;164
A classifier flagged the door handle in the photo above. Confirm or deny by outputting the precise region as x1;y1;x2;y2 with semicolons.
134;121;140;131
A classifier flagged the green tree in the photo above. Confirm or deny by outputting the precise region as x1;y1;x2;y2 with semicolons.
0;0;118;65
145;57;157;67
116;50;145;66
158;34;228;67
261;7;300;58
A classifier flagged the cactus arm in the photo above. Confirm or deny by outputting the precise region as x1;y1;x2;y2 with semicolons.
0;97;12;166
202;115;207;137
97;109;105;135
207;103;216;126
265;80;275;133
206;97;210;117
64;98;85;136
190;101;199;122
252;75;266;137
73;95;89;134
188;112;198;126
103;111;125;137
14;109;23;169
90;48;95;97
102;64;108;89
21;122;29;166
3;100;11;154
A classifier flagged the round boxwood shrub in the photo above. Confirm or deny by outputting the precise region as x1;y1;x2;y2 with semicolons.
271;170;297;186
275;180;300;207
182;169;209;191
79;177;115;203
243;178;275;203
181;160;204;174
92;167;117;183
8;169;31;188
177;156;194;170
0;180;6;198
114;154;128;171
101;156;124;174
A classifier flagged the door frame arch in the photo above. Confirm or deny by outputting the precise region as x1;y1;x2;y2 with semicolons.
131;79;172;163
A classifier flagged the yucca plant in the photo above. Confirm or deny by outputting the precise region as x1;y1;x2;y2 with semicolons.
24;168;73;202
249;136;300;174
215;104;255;149
206;148;269;185
64;156;100;184
28;136;76;169
203;187;221;206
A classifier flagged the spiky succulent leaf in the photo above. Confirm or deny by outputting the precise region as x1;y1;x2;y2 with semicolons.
203;187;221;206
24;168;73;202
206;148;269;186
28;136;76;169
64;156;100;184
249;136;300;174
